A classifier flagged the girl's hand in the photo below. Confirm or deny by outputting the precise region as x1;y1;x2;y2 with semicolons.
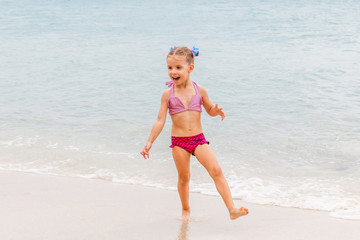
214;104;226;121
140;142;152;159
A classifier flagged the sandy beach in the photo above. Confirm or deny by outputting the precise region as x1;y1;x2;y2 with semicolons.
0;170;359;240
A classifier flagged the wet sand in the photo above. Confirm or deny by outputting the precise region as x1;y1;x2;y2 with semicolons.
1;170;359;240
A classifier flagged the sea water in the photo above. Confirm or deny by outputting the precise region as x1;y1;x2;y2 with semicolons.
1;0;359;220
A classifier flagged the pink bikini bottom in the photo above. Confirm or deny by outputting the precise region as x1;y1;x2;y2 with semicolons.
169;133;209;156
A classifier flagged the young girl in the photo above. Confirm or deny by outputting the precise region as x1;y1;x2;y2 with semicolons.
140;46;249;221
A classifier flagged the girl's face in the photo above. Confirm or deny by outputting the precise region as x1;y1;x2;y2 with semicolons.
167;56;194;85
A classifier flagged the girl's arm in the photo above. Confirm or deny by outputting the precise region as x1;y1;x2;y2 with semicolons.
198;85;226;121
140;90;169;159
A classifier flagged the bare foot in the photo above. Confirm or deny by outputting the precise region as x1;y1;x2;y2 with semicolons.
179;209;190;221
230;207;249;220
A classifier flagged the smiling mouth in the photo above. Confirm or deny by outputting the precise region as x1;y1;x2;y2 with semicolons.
172;76;180;81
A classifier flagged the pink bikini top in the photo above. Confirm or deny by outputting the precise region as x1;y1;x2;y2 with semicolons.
166;81;203;115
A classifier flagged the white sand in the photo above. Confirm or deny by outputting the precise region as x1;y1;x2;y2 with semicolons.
1;170;359;240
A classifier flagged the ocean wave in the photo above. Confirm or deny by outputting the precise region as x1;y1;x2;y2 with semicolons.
1;165;359;220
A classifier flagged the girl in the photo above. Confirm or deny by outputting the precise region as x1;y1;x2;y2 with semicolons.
140;46;249;221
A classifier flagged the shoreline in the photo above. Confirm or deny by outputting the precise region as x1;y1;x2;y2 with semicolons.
1;170;359;240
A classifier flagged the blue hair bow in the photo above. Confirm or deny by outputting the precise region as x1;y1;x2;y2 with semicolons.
191;46;199;56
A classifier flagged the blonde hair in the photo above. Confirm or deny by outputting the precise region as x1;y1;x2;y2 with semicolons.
167;46;199;65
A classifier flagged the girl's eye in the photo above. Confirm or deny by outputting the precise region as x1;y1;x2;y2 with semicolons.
168;67;172;70
177;66;181;69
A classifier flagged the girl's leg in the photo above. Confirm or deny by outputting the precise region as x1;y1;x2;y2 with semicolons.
172;146;192;221
194;144;248;220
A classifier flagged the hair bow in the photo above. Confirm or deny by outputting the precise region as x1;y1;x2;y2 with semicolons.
191;46;199;56
170;46;177;50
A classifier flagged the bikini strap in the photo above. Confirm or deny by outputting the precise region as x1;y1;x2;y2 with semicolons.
165;81;174;96
192;81;200;95
166;81;199;96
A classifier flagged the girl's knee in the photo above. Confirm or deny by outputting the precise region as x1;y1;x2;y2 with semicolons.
209;166;223;179
178;173;190;185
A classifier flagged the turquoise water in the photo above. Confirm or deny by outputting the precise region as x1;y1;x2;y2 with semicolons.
1;0;360;220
